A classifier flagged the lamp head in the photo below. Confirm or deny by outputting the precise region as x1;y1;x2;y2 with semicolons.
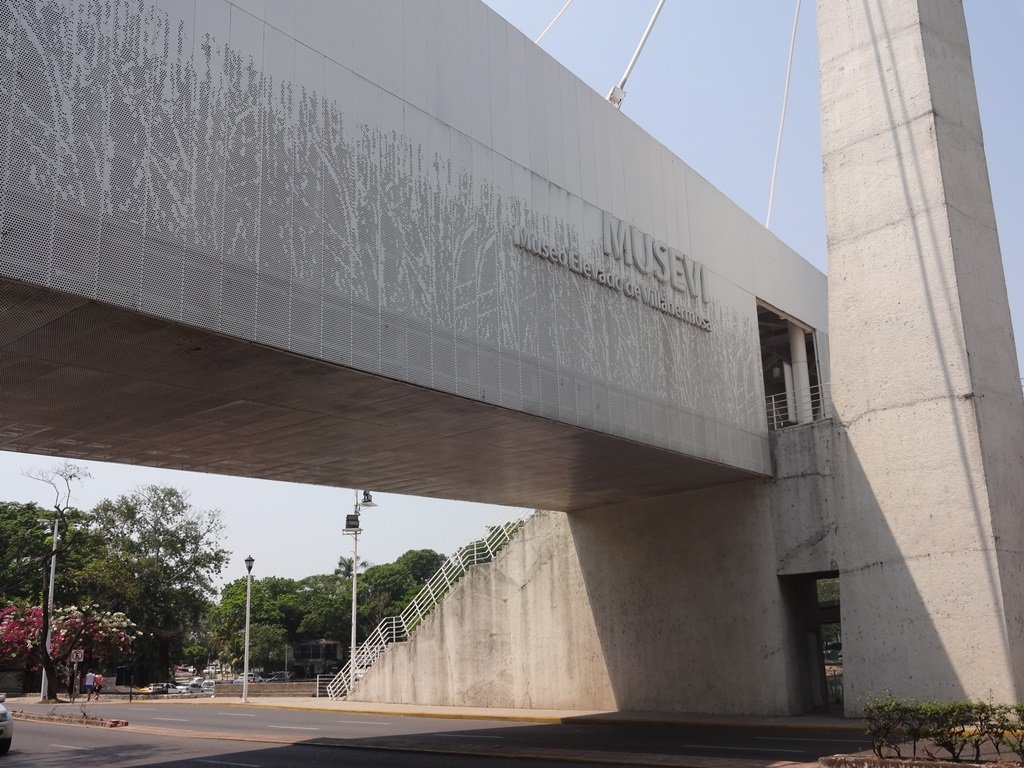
360;490;377;508
244;555;254;573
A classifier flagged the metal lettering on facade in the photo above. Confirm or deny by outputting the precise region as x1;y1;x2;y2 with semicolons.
513;213;713;333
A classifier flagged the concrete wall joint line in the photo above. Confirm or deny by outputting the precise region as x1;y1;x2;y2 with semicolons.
774;470;832;481
840;544;1009;576
823;108;938;158
836;392;976;429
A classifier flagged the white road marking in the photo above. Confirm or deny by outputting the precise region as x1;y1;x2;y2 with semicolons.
434;733;505;740
266;725;320;731
51;744;90;751
337;719;390;725
685;744;804;753
219;712;257;717
755;736;868;743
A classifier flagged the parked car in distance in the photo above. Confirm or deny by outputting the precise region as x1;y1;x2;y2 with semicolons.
138;682;183;694
0;692;12;755
263;672;291;682
183;680;206;693
200;680;215;693
823;641;843;662
232;673;263;684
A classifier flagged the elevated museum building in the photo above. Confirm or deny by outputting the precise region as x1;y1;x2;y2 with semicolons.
0;0;1020;715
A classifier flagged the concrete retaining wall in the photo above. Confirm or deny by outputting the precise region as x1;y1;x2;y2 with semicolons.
356;492;819;715
210;681;315;698
354;511;613;709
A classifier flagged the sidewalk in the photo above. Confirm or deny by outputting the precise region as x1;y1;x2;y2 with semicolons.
229;695;868;733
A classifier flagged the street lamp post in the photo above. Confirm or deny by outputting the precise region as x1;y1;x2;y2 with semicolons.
40;516;58;700
343;490;376;690
242;555;254;704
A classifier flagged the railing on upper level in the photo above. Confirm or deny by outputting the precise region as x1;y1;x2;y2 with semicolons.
765;382;832;431
325;515;529;700
768;379;1024;431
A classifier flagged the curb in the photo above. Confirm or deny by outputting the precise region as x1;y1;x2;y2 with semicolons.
14;695;866;732
12;710;128;727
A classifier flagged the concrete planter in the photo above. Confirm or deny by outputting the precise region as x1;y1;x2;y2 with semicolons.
821;756;1021;768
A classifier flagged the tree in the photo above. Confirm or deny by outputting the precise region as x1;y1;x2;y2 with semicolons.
19;461;92;699
335;555;370;579
0;501;105;606
0;604;135;687
82;485;229;681
0;605;39;671
351;550;446;642
294;574;350;640
395;549;446;585
47;605;136;668
208;574;349;672
817;577;840;603
0;501;54;600
248;623;287;671
202;547;447;671
254;577;307;640
357;563;417;638
209;577;276;667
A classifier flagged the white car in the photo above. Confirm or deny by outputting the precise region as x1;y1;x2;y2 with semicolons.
0;692;12;755
138;682;183;695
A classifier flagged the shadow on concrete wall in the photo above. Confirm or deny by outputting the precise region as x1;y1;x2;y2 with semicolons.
567;444;966;715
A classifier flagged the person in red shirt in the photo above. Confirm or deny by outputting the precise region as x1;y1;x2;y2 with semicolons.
91;672;104;700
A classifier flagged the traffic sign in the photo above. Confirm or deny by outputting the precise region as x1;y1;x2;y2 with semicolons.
70;649;84;663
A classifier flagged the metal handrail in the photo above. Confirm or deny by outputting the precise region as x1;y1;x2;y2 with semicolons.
765;382;831;430
326;516;529;700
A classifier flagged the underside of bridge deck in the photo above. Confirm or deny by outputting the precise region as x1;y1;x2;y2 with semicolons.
0;279;759;511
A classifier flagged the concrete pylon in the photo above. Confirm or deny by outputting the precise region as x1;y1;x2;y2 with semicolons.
818;0;1024;711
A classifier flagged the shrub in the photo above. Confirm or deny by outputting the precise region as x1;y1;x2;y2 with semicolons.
964;699;1006;762
1002;703;1024;763
862;695;1014;762
925;700;973;761
863;692;909;758
901;699;932;759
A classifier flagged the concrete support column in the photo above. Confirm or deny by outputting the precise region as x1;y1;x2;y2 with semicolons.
819;0;1024;713
788;322;812;424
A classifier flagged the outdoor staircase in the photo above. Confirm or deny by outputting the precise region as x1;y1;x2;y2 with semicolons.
325;515;528;700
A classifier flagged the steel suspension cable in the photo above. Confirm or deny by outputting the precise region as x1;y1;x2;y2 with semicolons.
535;0;575;44
766;0;803;229
607;0;667;109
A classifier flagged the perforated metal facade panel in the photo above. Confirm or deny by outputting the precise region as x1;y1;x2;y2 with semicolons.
0;0;827;479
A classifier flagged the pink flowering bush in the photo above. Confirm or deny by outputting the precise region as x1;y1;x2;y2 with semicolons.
0;603;136;670
0;605;39;668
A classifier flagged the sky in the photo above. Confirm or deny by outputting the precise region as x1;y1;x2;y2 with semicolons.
1;1;1021;586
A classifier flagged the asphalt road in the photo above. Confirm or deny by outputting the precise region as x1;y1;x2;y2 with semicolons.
6;700;873;766
6;720;627;768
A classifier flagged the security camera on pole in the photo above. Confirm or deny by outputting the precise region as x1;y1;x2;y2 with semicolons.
343;490;377;691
